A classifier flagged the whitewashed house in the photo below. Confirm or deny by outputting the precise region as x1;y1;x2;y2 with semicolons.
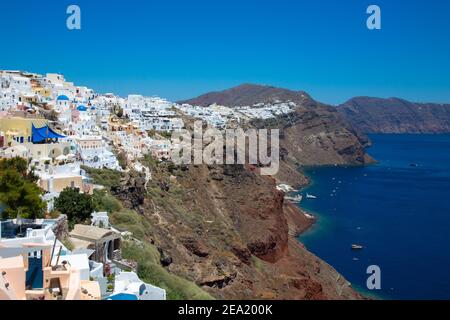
111;272;166;300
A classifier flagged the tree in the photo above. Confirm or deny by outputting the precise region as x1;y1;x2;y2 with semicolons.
0;158;45;219
112;104;124;118
0;157;38;182
54;187;94;226
116;108;124;118
117;151;127;170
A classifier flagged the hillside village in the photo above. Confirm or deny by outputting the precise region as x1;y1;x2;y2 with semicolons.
0;70;302;301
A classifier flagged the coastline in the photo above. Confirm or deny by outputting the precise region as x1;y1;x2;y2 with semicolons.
291;165;389;300
282;201;366;300
281;169;374;300
287;158;380;238
280;167;324;238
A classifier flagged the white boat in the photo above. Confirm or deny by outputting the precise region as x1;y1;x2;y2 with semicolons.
284;195;303;203
306;193;317;199
304;213;315;219
276;184;294;193
351;244;364;250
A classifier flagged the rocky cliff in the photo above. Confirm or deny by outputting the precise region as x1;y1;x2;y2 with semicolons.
338;97;450;133
113;163;362;299
104;84;374;299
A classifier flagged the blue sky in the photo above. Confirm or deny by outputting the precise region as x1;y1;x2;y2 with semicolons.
1;0;449;104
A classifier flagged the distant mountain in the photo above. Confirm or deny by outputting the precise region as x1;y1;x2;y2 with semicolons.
178;83;312;107
180;84;373;185
337;97;450;133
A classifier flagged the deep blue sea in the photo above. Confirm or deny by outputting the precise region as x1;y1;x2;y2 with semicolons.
297;134;450;300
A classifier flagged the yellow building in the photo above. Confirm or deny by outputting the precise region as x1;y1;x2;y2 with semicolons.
0;116;47;145
0;116;71;160
20;93;39;104
32;87;52;99
39;174;83;194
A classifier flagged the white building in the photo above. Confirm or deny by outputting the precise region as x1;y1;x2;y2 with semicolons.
75;135;120;170
9;75;32;94
56;95;71;110
111;272;166;300
91;212;110;229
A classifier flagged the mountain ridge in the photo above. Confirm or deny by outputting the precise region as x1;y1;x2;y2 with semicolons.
178;83;312;107
182;84;450;134
337;96;450;133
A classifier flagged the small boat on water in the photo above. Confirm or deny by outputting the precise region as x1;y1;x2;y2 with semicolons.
284;195;303;203
306;193;317;199
351;244;364;250
276;184;298;193
304;213;315;219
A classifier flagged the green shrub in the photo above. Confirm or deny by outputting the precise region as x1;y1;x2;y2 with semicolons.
54;188;94;226
81;166;122;190
0;158;45;219
109;209;151;240
122;241;214;300
93;190;122;213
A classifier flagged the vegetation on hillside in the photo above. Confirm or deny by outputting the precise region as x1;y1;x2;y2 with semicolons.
92;189;122;214
81;166;123;190
122;240;213;300
0;157;46;219
54;187;94;228
116;151;128;170
85;165;214;300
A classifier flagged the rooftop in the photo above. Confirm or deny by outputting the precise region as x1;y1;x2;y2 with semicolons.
70;224;120;242
57;95;70;101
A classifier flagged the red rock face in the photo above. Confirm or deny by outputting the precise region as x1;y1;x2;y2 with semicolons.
237;184;288;263
127;163;362;300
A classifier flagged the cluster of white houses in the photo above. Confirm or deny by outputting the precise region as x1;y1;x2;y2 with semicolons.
0;69;300;189
0;70;185;300
1;70;301;300
0;70;187;166
0;71;191;216
175;101;297;128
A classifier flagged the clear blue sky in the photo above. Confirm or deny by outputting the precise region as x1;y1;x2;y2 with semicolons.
1;0;449;104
